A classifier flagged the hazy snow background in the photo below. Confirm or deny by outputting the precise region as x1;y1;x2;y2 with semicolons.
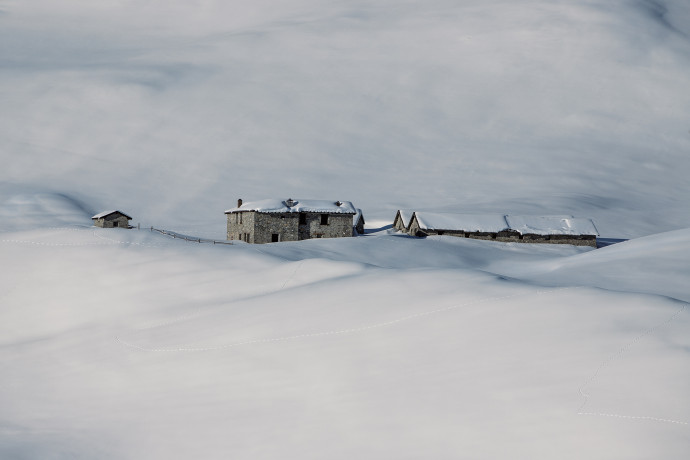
1;0;689;458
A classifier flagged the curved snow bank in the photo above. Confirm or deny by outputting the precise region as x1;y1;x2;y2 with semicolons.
502;228;690;302
0;192;93;232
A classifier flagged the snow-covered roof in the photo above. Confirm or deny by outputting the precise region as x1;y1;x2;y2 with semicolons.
225;199;357;214
414;212;510;233
353;208;364;224
91;210;132;220
505;215;599;236
413;212;599;236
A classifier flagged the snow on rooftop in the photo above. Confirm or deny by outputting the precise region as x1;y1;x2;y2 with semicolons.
92;210;131;220
413;212;599;236
414;212;510;233
505;215;599;236
225;199;357;214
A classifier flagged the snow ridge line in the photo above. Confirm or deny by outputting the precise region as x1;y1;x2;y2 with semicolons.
576;302;688;426
0;239;119;247
115;286;578;352
91;229;163;247
0;228;162;247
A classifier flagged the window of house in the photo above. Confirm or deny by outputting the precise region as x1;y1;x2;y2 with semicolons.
320;214;329;225
299;213;306;225
239;213;243;224
272;234;280;242
112;221;118;227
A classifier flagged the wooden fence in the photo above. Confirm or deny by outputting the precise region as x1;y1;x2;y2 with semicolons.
149;227;233;245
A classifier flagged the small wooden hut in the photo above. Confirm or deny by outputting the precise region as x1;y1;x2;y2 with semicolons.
92;210;132;228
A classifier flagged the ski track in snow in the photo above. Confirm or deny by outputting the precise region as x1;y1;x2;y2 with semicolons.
115;286;578;352
576;302;689;426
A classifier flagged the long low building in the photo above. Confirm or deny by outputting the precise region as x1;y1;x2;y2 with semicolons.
225;198;360;244
405;212;599;247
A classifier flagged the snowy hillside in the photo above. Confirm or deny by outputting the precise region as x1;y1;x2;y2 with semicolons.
1;0;689;458
2;0;690;236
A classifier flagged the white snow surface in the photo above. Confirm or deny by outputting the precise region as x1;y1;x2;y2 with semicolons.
226;198;357;214
505;215;599;236
413;212;598;236
414;212;510;233
1;224;689;459
91;210;131;220
1;0;690;458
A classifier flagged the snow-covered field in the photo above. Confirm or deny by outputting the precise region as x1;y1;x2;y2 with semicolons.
1;1;689;458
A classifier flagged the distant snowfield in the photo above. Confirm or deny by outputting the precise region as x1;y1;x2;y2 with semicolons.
1;0;690;458
2;0;690;236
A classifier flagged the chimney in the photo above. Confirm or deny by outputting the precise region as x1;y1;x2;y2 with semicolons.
237;198;243;208
286;198;295;207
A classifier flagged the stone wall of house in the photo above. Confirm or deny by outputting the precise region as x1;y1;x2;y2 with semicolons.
94;215;130;228
227;212;303;244
227;211;257;243
408;222;596;247
298;213;353;240
521;234;597;247
254;213;299;244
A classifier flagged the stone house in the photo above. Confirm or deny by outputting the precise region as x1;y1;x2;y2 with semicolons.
408;212;598;247
92;210;132;228
225;198;358;244
393;210;411;232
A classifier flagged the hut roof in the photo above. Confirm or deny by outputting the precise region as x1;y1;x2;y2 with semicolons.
225;199;356;215
91;210;132;220
412;212;599;236
505;215;599;236
414;212;510;233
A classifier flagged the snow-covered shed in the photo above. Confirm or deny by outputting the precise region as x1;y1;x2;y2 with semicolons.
408;212;598;246
393;210;412;232
409;212;516;239
504;215;599;245
225;198;357;244
92;210;132;229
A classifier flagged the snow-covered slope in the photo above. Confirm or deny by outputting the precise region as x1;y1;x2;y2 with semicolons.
1;1;689;458
1;227;688;459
